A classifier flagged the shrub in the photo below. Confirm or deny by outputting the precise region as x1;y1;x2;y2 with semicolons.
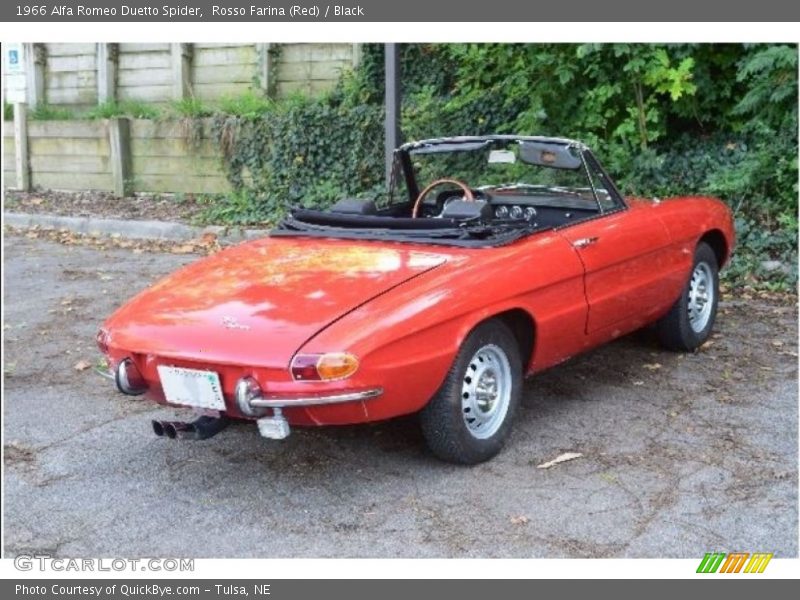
217;90;274;118
29;104;76;120
169;97;213;118
86;100;160;120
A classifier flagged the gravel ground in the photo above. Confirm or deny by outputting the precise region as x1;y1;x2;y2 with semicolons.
4;190;208;224
3;233;798;558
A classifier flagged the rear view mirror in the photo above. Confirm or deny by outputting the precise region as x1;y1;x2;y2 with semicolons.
519;142;582;170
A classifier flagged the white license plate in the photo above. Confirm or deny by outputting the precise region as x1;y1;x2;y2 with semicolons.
157;366;226;410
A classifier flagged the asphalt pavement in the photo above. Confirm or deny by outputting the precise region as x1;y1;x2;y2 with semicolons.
3;234;797;558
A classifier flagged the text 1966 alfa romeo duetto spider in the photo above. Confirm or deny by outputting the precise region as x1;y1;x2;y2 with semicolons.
97;135;735;463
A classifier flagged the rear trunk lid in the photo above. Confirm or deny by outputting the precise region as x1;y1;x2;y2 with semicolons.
105;237;447;367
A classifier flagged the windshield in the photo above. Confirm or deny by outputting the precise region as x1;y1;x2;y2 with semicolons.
397;138;596;203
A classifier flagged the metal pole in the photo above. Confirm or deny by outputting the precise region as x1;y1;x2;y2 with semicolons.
384;43;401;188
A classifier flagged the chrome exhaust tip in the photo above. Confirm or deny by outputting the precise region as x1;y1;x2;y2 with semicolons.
152;416;229;441
162;422;180;439
163;421;193;440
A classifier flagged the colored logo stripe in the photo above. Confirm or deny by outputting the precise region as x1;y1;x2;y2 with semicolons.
719;553;749;573
697;552;773;573
743;553;773;573
697;553;726;573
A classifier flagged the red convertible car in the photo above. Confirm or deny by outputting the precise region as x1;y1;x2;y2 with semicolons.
98;135;734;464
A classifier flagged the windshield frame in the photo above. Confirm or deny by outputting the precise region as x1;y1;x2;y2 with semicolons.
391;135;627;214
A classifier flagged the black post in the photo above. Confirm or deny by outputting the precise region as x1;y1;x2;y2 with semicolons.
384;43;401;188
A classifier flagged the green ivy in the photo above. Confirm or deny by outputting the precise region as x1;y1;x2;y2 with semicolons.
210;93;385;221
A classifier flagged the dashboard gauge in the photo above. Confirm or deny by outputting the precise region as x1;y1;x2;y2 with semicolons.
524;206;537;220
509;205;524;220
495;205;509;219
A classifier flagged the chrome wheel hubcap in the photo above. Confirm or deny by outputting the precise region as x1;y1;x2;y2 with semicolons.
461;344;512;439
688;261;714;333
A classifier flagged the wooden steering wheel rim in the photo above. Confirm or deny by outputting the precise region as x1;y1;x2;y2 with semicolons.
411;178;474;218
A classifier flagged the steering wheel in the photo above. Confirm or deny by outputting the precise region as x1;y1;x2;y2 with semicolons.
411;178;474;218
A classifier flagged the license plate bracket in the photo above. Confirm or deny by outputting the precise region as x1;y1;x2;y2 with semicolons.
257;413;291;439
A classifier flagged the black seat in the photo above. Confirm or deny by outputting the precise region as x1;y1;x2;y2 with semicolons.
330;198;378;215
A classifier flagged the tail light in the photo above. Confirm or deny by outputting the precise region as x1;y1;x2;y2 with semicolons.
96;328;110;354
290;352;359;382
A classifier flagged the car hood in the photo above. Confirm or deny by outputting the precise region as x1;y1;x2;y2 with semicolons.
104;237;448;366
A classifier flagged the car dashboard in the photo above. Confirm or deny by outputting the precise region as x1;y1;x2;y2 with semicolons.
421;189;600;229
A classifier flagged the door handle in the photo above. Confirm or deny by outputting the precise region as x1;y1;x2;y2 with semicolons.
573;237;599;249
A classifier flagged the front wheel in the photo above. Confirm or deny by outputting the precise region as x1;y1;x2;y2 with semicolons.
656;242;720;351
420;319;522;464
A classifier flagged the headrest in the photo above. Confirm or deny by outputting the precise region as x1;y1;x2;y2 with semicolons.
330;198;378;215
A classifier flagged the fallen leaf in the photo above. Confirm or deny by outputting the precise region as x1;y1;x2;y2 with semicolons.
771;340;784;347
510;515;529;525
536;452;583;470
643;363;662;371
73;360;92;371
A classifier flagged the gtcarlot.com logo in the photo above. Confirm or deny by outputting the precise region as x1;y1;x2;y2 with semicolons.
14;555;194;572
697;552;773;574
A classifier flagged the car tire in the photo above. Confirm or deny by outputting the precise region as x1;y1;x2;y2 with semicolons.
656;242;720;352
420;319;523;464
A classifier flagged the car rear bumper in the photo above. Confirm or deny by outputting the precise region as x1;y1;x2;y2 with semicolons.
248;388;383;408
99;357;389;425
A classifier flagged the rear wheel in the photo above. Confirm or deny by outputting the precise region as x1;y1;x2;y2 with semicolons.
656;242;719;351
420;319;522;464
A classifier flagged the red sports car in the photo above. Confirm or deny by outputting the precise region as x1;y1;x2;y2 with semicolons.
97;135;735;464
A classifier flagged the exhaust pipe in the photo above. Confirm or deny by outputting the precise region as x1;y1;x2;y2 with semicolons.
151;416;229;441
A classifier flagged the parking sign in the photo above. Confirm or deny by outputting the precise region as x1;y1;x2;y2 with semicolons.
5;43;22;73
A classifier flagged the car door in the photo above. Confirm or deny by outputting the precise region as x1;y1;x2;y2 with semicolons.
558;153;674;335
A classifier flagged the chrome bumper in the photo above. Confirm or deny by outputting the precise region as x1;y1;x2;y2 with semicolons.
101;360;382;409
96;367;115;381
249;387;383;409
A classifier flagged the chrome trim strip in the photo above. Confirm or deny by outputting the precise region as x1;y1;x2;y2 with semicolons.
250;388;383;408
